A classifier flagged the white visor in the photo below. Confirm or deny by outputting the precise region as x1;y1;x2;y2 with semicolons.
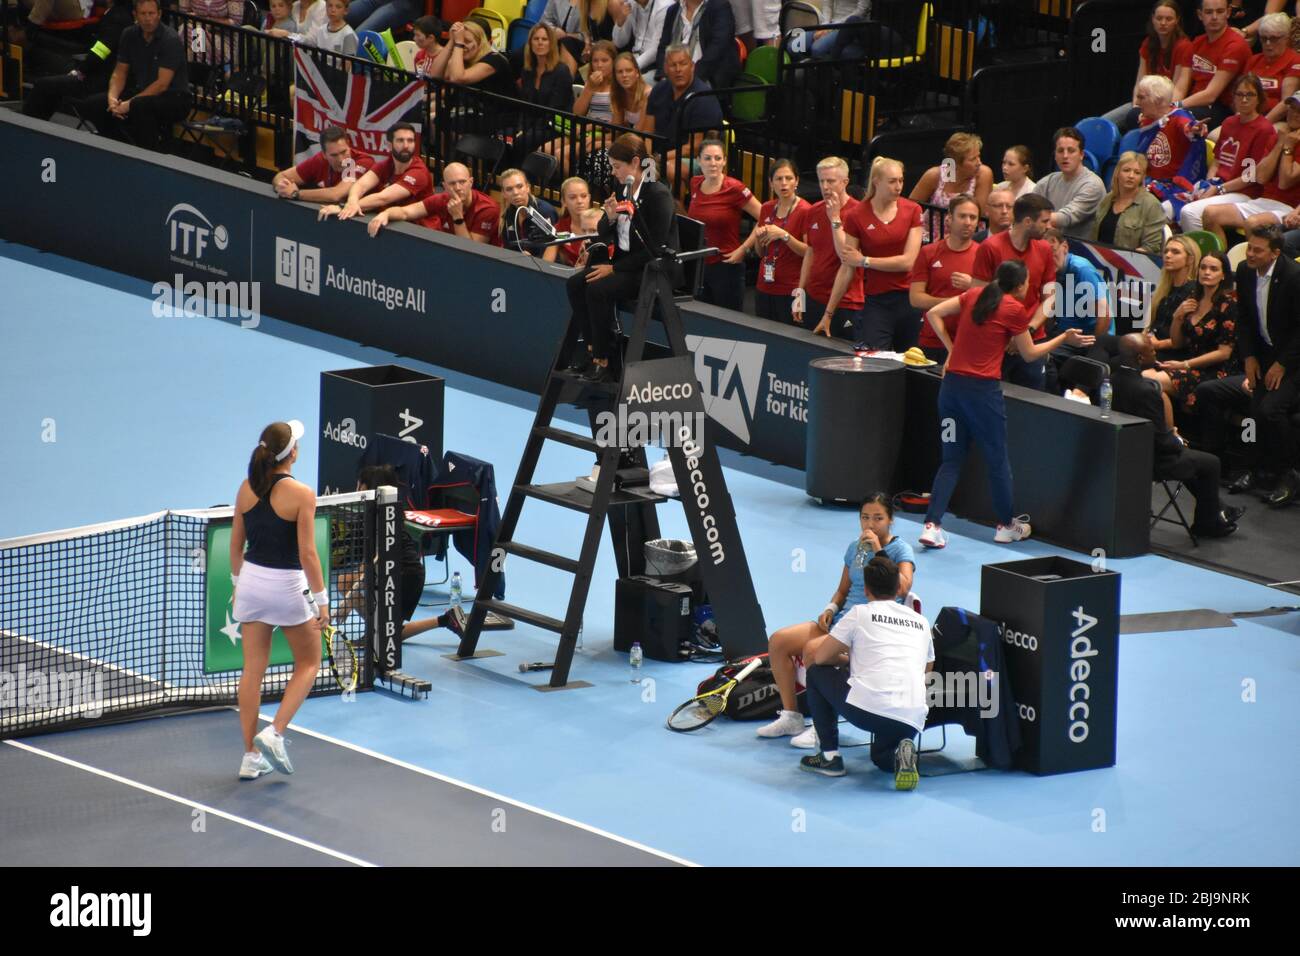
275;419;306;461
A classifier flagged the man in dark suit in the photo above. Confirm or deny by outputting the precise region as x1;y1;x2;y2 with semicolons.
1194;222;1300;507
565;133;680;384
653;0;739;92
1107;335;1244;537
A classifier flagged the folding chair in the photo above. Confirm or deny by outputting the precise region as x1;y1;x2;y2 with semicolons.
520;149;559;192
1151;479;1198;546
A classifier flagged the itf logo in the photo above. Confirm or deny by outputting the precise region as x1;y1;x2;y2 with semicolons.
275;237;321;295
684;336;765;444
165;203;231;276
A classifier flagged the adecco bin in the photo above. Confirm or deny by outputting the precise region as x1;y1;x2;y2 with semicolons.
318;365;444;494
805;356;906;504
980;556;1120;775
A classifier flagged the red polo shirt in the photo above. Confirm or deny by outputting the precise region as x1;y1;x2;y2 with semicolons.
369;156;434;204
910;238;981;348
420;189;499;242
801;196;863;309
688;176;754;264
844;197;923;296
1188;30;1251;108
947;287;1030;380
755;198;809;296
294;150;374;188
1246;50;1300;114
972;230;1054;339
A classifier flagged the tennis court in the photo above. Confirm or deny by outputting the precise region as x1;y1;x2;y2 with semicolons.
2;240;1298;868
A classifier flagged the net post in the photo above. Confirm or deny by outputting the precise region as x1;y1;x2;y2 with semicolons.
374;485;401;676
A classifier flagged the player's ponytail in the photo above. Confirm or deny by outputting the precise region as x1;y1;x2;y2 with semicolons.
248;422;292;498
972;259;1028;326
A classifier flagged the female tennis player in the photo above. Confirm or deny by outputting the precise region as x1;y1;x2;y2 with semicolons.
918;259;1096;550
230;419;327;780
756;493;915;747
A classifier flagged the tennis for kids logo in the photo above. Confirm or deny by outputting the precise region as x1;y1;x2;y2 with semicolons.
684;336;808;444
275;236;427;312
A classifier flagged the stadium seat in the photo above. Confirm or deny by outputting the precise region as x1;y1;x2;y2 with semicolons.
467;7;508;50
1183;229;1223;255
520;150;559;192
867;1;930;69
1118;127;1144;157
1076;116;1120;165
479;0;525;22
454;133;507;178
736;36;747;66
523;0;548;21
1082;148;1100;173
730;72;769;123
391;39;418;71
1226;241;1248;272
745;44;785;85
779;0;822;37
1152;480;1197;545
506;18;534;52
1100;156;1117;189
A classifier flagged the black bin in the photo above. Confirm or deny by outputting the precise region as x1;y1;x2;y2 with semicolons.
805;356;906;504
980;556;1121;776
318;365;444;494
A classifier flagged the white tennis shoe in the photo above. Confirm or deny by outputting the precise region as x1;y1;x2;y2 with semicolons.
791;725;819;749
254;725;293;774
994;516;1032;543
238;751;273;781
918;523;947;549
756;710;806;738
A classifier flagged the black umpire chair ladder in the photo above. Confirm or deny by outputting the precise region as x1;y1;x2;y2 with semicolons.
452;252;767;688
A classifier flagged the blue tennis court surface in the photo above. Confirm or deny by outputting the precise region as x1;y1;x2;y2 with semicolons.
2;240;1297;867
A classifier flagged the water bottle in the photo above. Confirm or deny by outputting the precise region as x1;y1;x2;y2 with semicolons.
576;621;584;651
629;642;643;683
1099;376;1113;419
449;571;463;613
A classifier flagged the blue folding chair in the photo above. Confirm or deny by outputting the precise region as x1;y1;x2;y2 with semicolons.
1118;126;1145;158
1082;148;1100;174
506;17;533;52
1076;116;1120;166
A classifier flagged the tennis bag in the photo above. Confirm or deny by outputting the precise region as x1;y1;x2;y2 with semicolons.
696;654;804;720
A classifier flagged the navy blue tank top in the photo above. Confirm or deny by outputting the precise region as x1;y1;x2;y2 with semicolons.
243;473;301;570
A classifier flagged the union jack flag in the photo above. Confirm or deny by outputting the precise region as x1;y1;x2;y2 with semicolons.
292;48;426;166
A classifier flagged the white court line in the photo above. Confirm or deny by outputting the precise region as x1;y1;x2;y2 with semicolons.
260;712;699;868
3;739;376;868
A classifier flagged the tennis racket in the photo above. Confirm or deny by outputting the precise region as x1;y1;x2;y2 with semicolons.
322;623;358;693
665;657;764;733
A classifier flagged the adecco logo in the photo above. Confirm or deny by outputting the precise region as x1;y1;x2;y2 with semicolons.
1017;702;1037;722
684;336;765;444
323;418;367;449
1002;624;1039;651
165;203;228;260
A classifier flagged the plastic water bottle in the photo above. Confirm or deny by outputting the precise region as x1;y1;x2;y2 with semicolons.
1099;377;1113;419
576;621;584;651
449;572;463;613
629;642;643;683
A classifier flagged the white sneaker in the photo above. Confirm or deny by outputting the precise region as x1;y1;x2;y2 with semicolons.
756;710;806;738
919;523;947;549
238;751;273;781
994;515;1032;543
254;725;293;774
790;725;819;749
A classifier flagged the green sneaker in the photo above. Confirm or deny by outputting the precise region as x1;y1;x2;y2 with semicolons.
800;752;846;777
894;738;919;791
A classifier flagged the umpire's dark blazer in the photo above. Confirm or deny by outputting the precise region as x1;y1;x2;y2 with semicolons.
599;178;681;277
1234;254;1300;373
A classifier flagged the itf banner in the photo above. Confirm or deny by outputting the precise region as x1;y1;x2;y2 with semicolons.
292;48;425;166
203;517;331;674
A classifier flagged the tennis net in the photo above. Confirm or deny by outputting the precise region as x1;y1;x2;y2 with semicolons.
0;491;378;739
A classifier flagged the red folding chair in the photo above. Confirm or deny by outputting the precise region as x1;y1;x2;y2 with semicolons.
404;477;480;590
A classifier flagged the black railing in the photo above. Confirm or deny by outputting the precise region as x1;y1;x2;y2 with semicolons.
1063;0;1149;122
965;59;1070;180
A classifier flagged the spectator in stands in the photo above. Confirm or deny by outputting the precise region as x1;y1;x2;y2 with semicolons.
1246;12;1300;123
1147;234;1201;359
1202;93;1300;242
688;135;762;311
1108;334;1243;537
344;0;421;36
498;168;561;252
16;0;87;29
732;159;809;325
516;23;576;156
972;193;1058;389
1237;0;1290;41
909;132;994;244
72;0;190;153
994;145;1036;201
1094;151;1167;252
1142;250;1240;428
1102;0;1192;133
266;0;299;32
834;157;925;351
267;0;328;41
366;161;501;245
565;133;678;382
1131;75;1205;222
543;39;614;176
303;0;358;57
273;127;373;204
654;0;741;93
977;187;1015;240
22;0;135;122
1178;74;1278;232
647;44;724;187
909;193;983;363
793;156;862;342
410;16;442;76
756;493;916;745
1178;0;1250;128
552;177;595;265
611;51;655;130
428;20;515;99
540;0;614;75
1283;204;1300;254
1196;222;1300;506
320;122;432;220
1033;127;1106;239
1043;228;1112;392
918;259;1095;550
610;0;674;76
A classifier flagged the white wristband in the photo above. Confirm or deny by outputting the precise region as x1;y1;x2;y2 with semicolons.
823;603;840;619
304;589;329;608
231;573;238;587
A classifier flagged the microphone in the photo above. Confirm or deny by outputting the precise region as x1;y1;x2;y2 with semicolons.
519;661;555;673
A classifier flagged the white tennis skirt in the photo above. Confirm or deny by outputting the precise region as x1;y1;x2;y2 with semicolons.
233;561;313;627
